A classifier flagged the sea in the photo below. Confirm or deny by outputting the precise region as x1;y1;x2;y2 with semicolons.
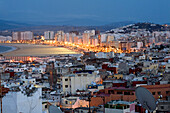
0;45;16;54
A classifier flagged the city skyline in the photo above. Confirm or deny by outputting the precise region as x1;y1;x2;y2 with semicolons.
0;0;170;25
0;0;170;113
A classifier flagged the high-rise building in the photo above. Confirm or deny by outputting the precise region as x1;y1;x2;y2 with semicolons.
55;31;64;42
82;33;90;45
44;31;54;40
21;31;33;40
12;31;33;41
12;32;21;41
91;38;98;46
69;33;76;43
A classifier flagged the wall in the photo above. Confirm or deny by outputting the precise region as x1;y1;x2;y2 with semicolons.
2;88;42;113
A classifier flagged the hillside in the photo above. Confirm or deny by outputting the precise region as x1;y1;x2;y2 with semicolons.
0;20;134;36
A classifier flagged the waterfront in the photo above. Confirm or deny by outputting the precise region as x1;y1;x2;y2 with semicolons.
0;45;17;54
0;43;79;56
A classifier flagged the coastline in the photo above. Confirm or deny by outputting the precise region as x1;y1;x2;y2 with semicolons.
0;44;18;54
0;43;80;57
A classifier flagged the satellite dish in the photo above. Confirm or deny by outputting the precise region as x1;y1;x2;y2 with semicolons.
135;87;156;112
49;105;62;113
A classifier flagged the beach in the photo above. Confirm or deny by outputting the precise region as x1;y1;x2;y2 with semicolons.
0;43;79;56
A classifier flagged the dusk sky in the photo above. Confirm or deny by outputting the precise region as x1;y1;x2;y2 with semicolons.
0;0;170;25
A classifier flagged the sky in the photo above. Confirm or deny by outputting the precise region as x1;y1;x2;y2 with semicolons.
0;0;170;25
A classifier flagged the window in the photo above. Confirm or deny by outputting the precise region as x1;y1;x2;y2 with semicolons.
108;90;114;94
65;78;68;81
65;85;68;88
117;92;123;94
83;74;87;77
158;92;161;95
124;92;130;95
161;106;164;109
152;92;155;95
45;105;47;108
78;74;81;77
65;101;68;104
166;91;169;94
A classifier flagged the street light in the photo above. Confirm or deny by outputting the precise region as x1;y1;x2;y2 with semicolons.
87;92;91;113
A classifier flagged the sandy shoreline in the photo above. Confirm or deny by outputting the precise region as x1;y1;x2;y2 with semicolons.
0;43;79;57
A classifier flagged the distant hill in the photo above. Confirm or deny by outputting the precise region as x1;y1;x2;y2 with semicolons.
0;19;135;35
0;19;33;30
126;22;168;32
107;22;170;34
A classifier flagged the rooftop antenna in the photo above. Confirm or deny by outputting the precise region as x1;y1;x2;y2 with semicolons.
135;87;156;113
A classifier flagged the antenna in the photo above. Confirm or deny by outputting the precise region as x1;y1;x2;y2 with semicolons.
135;87;156;113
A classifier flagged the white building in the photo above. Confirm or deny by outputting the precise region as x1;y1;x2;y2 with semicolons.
21;31;33;40
69;33;76;43
95;52;115;59
91;38;98;46
105;101;135;113
64;33;70;42
44;31;54;40
5;67;27;72
84;30;95;36
100;34;107;43
56;31;64;42
61;97;89;109
137;42;143;49
0;36;12;41
2;88;42;113
12;32;20;41
12;31;33;41
62;71;98;95
83;33;90;45
85;65;96;70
